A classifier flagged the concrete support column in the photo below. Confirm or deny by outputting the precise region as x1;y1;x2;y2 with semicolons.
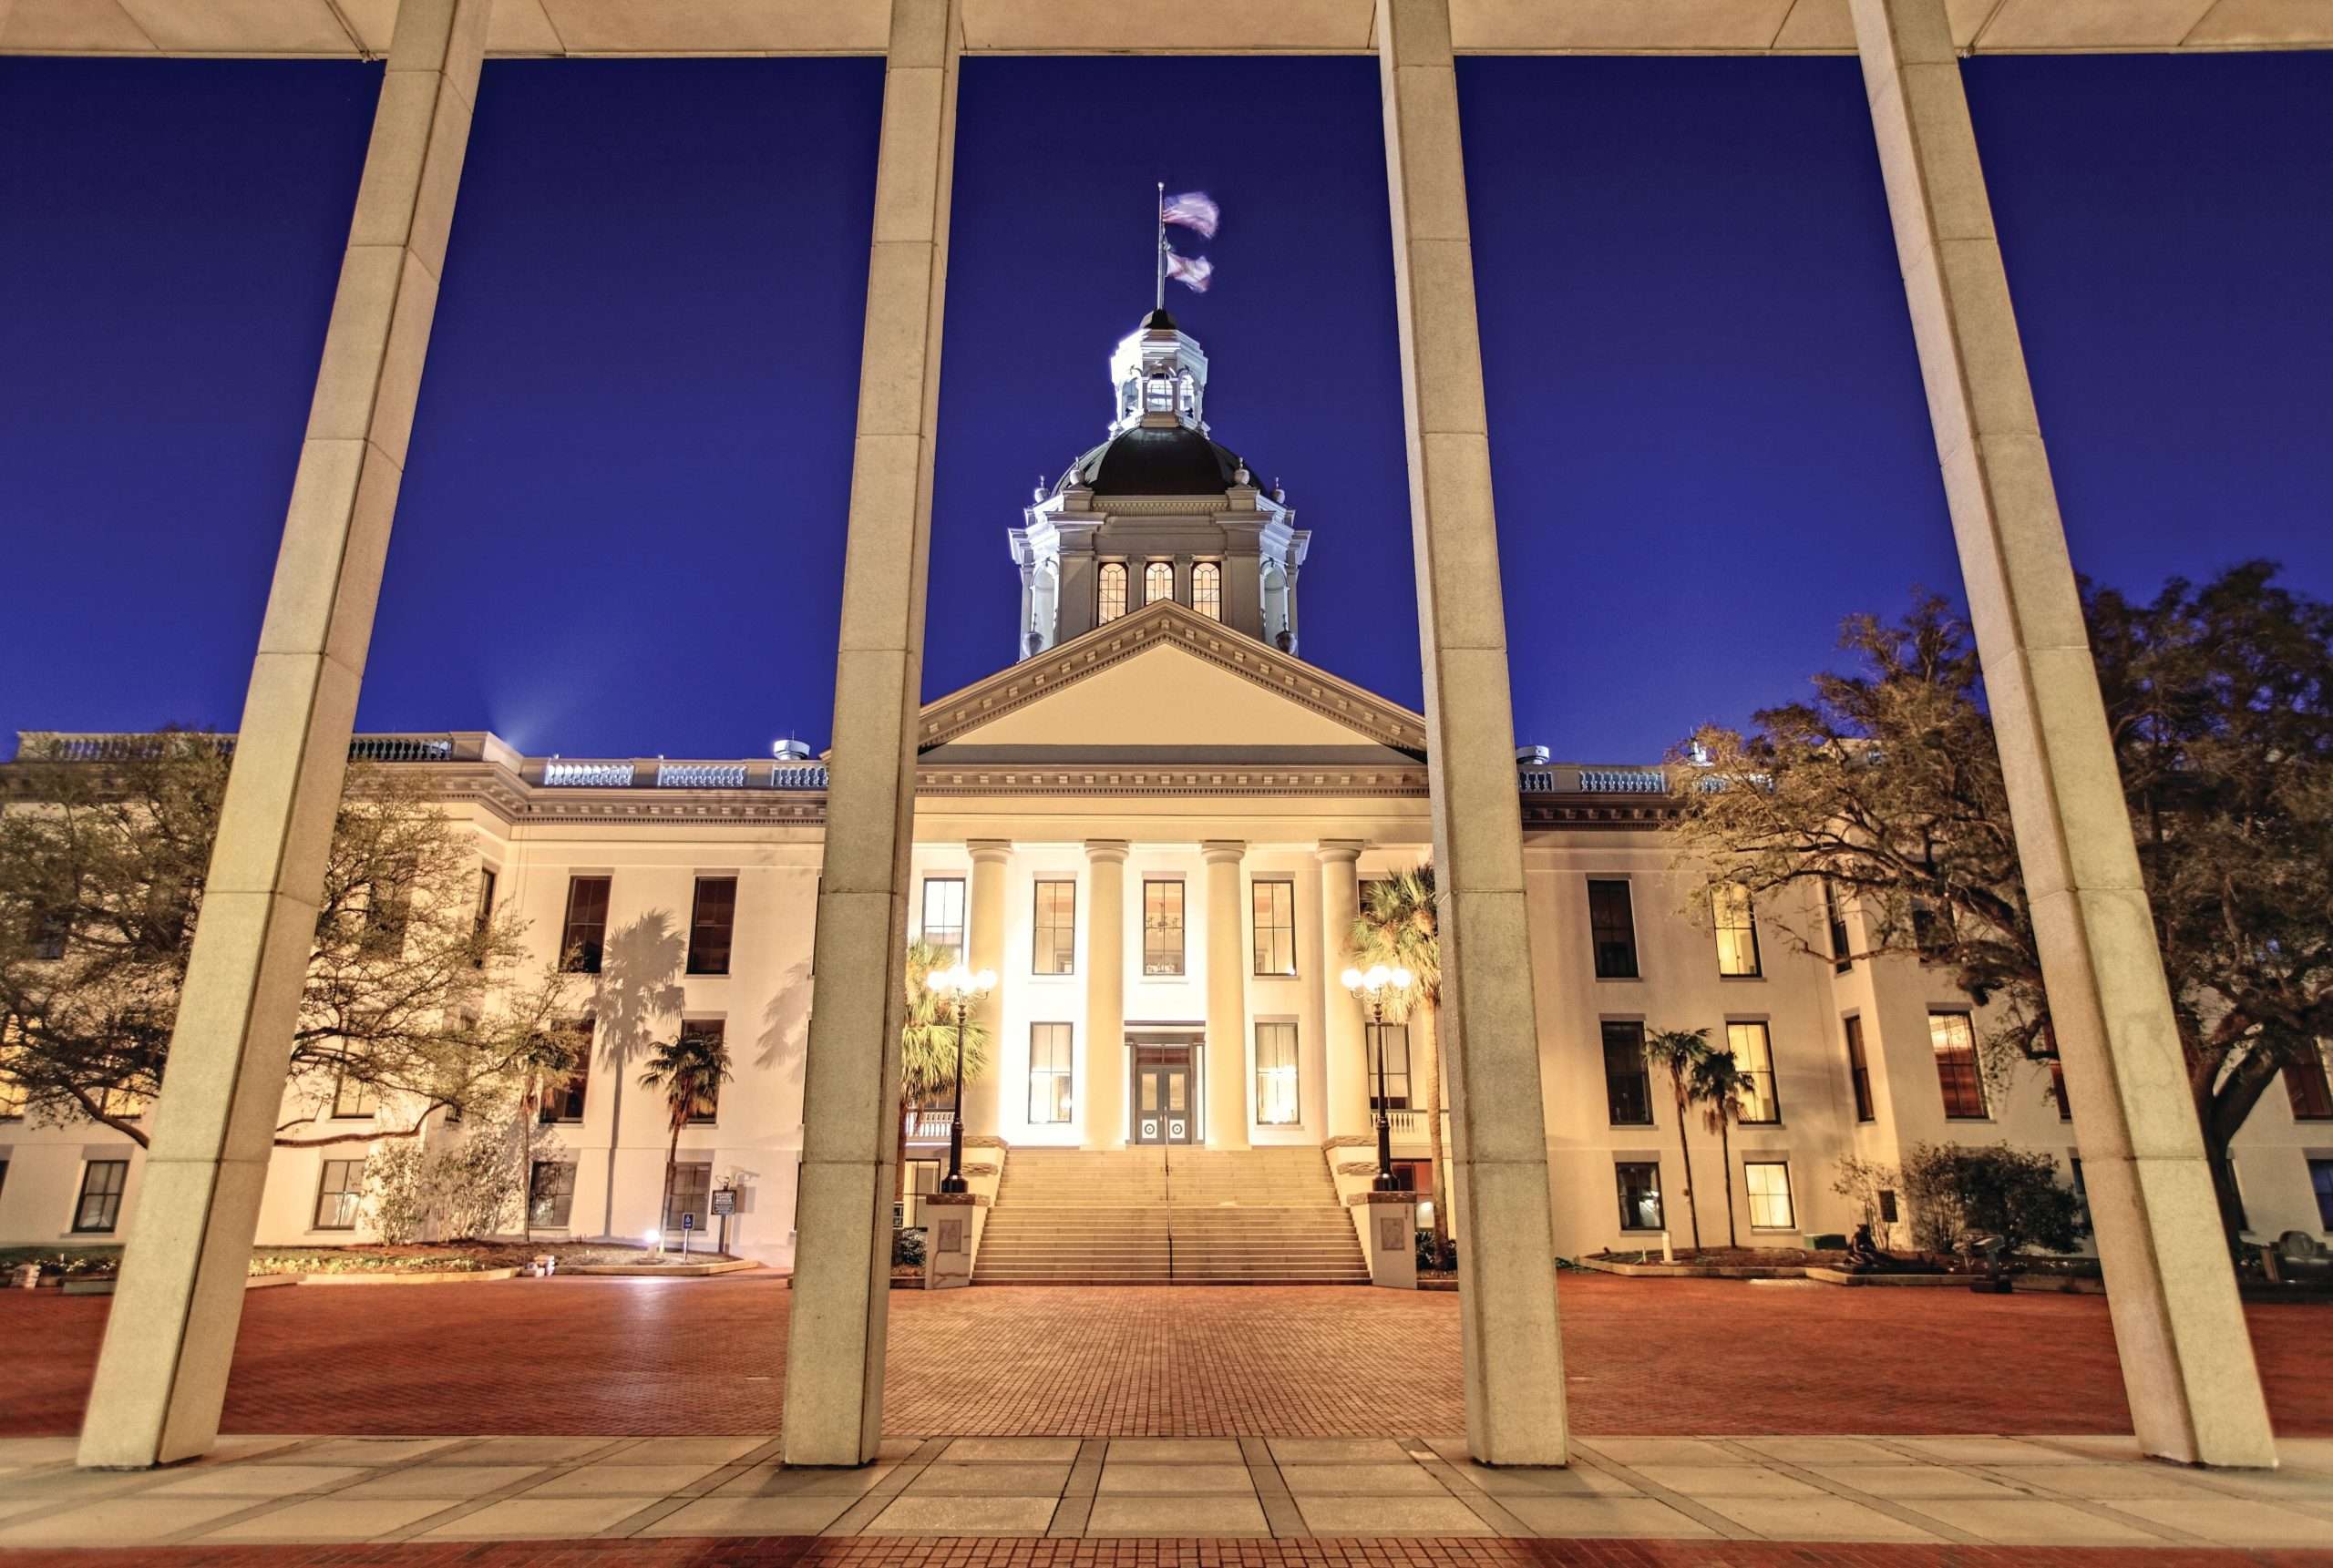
782;0;960;1471
1082;840;1129;1149
963;840;1010;1134
1203;842;1249;1149
1852;0;2274;1469
1377;0;1569;1467
1317;841;1370;1139
74;0;490;1471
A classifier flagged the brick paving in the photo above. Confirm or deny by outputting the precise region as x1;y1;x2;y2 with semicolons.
1;1275;2325;1440
0;1542;2327;1567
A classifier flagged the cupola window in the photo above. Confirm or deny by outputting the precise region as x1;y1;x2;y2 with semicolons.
1097;562;1128;623
1144;373;1176;414
1144;561;1175;606
1192;562;1222;620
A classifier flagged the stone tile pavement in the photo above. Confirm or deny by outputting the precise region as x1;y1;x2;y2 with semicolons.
2;1432;2328;1552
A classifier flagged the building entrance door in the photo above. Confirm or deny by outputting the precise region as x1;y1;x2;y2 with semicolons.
1130;1043;1196;1145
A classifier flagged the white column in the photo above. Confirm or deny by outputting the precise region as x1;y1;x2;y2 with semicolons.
1203;841;1250;1149
1317;841;1370;1139
1852;0;2274;1469
782;0;960;1470
963;840;1009;1135
1377;0;1569;1467
1082;840;1128;1149
75;0;490;1471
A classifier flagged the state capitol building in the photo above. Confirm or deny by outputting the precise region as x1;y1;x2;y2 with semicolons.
5;310;2327;1274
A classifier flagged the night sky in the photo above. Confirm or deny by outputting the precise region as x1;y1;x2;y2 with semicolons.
2;49;2327;763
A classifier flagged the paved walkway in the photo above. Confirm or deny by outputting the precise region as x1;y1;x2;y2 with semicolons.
5;1276;2328;1440
2;1431;2328;1552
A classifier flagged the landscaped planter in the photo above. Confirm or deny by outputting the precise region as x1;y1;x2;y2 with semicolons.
292;1266;520;1286
563;1258;758;1278
1802;1266;1966;1287
1577;1257;1806;1280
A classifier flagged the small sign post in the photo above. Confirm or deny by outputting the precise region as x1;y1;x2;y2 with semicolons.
711;1187;736;1255
681;1209;694;1259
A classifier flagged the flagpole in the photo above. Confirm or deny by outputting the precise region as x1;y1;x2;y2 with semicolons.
1155;180;1166;313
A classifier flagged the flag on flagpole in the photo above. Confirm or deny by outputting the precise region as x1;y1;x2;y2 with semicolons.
1161;190;1221;241
1165;250;1214;293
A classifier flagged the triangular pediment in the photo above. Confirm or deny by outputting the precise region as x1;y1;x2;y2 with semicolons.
919;600;1426;763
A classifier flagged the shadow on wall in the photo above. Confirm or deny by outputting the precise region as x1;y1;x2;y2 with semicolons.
592;912;685;1076
756;960;811;1085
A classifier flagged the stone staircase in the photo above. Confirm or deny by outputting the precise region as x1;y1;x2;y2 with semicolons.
971;1146;1369;1285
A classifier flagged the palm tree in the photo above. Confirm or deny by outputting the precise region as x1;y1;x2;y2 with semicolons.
899;941;988;1216
1642;1028;1711;1251
638;1025;732;1248
1690;1046;1752;1250
1348;865;1450;1263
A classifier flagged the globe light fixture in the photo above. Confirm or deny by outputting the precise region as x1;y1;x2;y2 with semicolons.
924;961;995;1193
1342;963;1416;1191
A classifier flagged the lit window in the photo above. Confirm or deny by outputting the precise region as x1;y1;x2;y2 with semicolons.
1616;1162;1663;1231
1743;1161;1794;1229
1366;1022;1411;1111
1192;562;1222;620
1097;562;1128;623
1144;561;1175;606
1929;1011;1988;1119
1255;1021;1300;1125
1033;880;1076;976
1713;884;1760;977
313;1159;365;1231
1250;879;1295;976
1028;1022;1074;1123
1725;1020;1780;1124
1142;881;1185;976
920;877;966;963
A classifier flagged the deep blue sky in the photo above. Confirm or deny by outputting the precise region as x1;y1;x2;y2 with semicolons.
3;49;2327;761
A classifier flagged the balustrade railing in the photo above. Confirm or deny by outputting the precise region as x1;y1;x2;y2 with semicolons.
542;760;637;788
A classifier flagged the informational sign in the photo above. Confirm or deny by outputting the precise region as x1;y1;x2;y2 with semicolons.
710;1188;736;1216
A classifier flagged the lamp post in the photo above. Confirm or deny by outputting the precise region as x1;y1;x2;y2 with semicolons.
923;961;995;1194
1341;963;1413;1193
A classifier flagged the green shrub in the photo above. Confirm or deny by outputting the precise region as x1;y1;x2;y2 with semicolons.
892;1227;927;1267
1900;1142;2088;1255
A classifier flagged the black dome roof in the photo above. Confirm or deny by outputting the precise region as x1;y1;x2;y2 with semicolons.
1060;426;1246;497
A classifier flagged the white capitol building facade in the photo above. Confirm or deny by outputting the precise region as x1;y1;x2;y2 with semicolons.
5;313;2328;1271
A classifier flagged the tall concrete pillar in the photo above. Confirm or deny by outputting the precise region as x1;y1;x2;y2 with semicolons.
74;0;491;1471
1851;0;2274;1469
1376;0;1569;1466
782;0;960;1470
1317;841;1370;1139
1203;842;1250;1148
963;840;1010;1134
1082;840;1128;1149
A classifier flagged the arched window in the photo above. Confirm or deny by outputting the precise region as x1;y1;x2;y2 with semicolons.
1144;561;1175;606
1178;373;1196;416
1145;374;1176;413
1192;562;1222;620
1097;562;1128;623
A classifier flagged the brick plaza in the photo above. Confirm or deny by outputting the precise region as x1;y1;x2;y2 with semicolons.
4;1276;2326;1441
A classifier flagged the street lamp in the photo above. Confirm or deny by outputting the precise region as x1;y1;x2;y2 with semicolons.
923;961;995;1194
1341;962;1414;1193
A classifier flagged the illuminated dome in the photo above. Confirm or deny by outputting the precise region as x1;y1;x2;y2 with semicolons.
1058;427;1247;497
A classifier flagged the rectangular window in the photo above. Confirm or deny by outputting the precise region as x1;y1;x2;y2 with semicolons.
1600;1020;1652;1125
686;876;737;976
2286;1046;2333;1122
1028;1022;1074;1123
1824;880;1852;973
663;1162;712;1233
1713;884;1761;977
472;866;497;967
332;1072;378;1120
2050;1060;2074;1122
1366;1021;1412;1111
1616;1162;1664;1231
681;1020;724;1122
1726;1020;1781;1124
1250;879;1296;977
73;1160;127;1233
560;875;611;973
1743;1161;1795;1230
1587;879;1639;979
1255;1020;1300;1125
1032;880;1077;976
1912;901;1952;961
1929;1011;1989;1119
1844;1015;1875;1123
360;868;413;958
2310;1158;2333;1230
920;876;966;963
540;1023;591;1123
31;905;68;960
313;1158;365;1231
1143;880;1186;976
529;1160;576;1228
